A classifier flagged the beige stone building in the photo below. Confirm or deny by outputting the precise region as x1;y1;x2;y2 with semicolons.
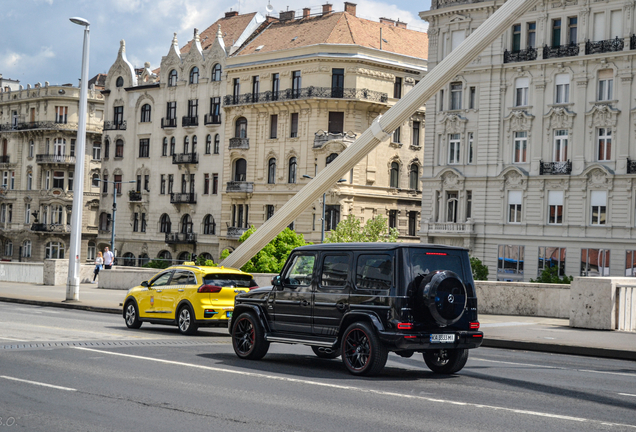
0;81;103;261
420;0;636;280
220;3;428;250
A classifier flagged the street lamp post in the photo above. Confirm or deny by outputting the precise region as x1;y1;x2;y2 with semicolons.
303;175;346;243
96;178;136;260
66;17;90;301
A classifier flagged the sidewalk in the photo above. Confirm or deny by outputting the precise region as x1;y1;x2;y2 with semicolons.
0;281;634;361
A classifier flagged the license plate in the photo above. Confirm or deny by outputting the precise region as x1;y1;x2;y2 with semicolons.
226;311;232;319
430;334;455;343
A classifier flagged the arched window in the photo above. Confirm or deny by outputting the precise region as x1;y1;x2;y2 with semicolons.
390;162;400;188
158;250;172;265
123;252;136;267
162;137;168;156
326;153;338;165
178;251;191;263
99;212;110;231
28;140;34;158
168;69;178;87
140;104;151;122
192;135;197;153
235;117;247;138
409;164;420;190
45;241;65;259
234;159;247;181
115;139;124;158
212;64;222;81
288;157;297;184
268;158;276;184
92;173;100;187
160;213;171;233
104;138;110;158
189;67;199;84
87;241;96;260
203;214;216;234
138;253;150;267
170;137;175;155
4;241;13;257
116;76;124;87
199;252;213;262
205;134;212;154
22;240;32;258
181;214;193;233
214;134;220;154
183;136;189;154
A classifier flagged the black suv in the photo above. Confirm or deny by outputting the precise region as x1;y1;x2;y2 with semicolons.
230;243;483;376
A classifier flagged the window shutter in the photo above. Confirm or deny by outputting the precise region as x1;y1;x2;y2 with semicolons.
591;190;607;206
508;190;522;205
548;190;564;206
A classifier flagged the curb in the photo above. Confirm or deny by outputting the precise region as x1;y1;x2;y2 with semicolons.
0;297;121;315
482;338;636;361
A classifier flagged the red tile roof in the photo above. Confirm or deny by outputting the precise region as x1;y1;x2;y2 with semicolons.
180;12;258;54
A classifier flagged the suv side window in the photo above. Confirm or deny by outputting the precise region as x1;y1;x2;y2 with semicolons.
355;254;393;290
150;271;173;287
283;254;316;286
320;254;349;288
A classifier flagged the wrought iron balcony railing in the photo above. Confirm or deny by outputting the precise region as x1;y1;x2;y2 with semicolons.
627;158;636;174
36;154;76;164
0;156;9;164
540;160;572;175
229;137;249;149
543;43;579;59
0;122;101;132
31;223;71;233
226;181;254;194
223;86;388;106
170;192;197;204
128;190;142;202
172;153;199;164
165;232;197;244
103;120;127;130
503;47;538;63
314;131;357;148
586;37;624;55
182;116;198;127
204;113;221;125
161;118;177;128
226;227;248;239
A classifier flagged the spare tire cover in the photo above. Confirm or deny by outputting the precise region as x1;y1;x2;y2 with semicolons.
417;270;467;326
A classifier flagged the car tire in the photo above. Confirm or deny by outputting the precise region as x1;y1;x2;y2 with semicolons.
423;348;469;374
177;305;198;335
124;301;142;329
311;346;340;359
231;312;270;360
341;322;388;376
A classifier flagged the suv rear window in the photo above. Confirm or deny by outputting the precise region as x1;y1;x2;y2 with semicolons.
203;273;256;288
411;251;464;280
356;254;393;290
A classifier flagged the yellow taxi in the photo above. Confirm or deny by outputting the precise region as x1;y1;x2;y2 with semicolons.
122;263;257;335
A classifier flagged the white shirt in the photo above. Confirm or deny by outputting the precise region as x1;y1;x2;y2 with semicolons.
103;251;114;265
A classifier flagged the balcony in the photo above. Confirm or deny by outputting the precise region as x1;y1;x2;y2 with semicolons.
128;190;142;202
170;192;197;204
226;227;248;239
0;156;10;168
226;181;254;195
223;86;388;106
229;137;249;150
36;154;76;165
503;47;538;63
103;120;127;131
182;116;198;127
165;232;197;244
31;224;71;233
543;43;579;59
586;37;624;55
425;222;474;234
627;158;636;174
540;160;572;175
172;153;199;164
204;114;221;125
161;118;177;128
314;131;357;148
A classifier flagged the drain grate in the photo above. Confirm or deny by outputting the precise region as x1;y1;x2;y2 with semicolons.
0;339;228;351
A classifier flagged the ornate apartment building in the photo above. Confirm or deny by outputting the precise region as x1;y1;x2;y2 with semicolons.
220;2;428;251
0;81;103;261
420;0;636;280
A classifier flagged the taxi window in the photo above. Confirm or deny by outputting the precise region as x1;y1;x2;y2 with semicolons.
203;273;255;288
320;255;349;288
170;271;195;285
150;271;173;287
283;254;315;287
355;254;393;290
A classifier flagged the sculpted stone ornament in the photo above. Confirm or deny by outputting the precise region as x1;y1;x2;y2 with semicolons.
442;113;468;134
545;106;575;130
505;109;534;133
504;170;526;189
587;168;611;189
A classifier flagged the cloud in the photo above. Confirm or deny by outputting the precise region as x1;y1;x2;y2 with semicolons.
0;47;55;81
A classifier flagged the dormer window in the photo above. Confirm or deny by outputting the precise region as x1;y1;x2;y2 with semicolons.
115;76;124;87
189;67;199;84
168;69;178;87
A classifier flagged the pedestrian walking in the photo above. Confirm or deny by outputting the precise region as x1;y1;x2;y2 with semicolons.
92;252;103;284
103;247;114;269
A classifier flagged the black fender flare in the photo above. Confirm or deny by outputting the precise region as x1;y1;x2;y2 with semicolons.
122;296;139;319
337;311;385;347
231;304;271;334
175;299;195;322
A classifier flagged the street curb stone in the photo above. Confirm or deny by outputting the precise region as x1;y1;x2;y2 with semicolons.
482;338;636;361
0;297;121;315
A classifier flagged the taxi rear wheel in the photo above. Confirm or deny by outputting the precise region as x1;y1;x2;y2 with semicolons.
124;301;142;329
177;305;198;335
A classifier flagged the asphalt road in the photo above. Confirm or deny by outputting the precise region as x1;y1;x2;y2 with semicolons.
0;303;635;431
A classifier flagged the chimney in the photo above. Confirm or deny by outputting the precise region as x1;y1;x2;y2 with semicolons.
279;10;296;21
344;2;356;16
303;7;311;18
225;10;239;18
322;3;333;15
395;19;407;29
379;17;395;26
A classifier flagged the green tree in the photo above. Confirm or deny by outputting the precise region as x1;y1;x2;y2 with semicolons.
219;249;231;261
142;259;171;270
324;214;399;243
469;256;489;281
224;226;311;273
530;266;573;284
195;254;215;267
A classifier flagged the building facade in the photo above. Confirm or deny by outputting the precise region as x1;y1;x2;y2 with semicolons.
0;81;103;261
420;0;636;280
220;2;428;250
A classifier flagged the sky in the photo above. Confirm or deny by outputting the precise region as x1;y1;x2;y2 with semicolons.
1;0;432;88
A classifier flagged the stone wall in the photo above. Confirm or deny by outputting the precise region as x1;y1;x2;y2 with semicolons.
97;267;161;290
569;277;636;330
0;262;44;284
43;259;94;285
474;281;570;318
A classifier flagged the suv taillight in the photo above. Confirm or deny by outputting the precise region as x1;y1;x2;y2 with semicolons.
198;284;222;293
397;323;413;330
469;321;480;330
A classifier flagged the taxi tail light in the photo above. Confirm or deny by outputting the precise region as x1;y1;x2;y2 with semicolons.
397;323;413;330
198;284;222;293
469;321;480;330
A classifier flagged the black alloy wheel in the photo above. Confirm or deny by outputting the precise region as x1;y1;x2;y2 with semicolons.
311;346;341;359
124;301;142;329
423;348;469;374
341;322;388;376
177;305;198;335
231;312;269;360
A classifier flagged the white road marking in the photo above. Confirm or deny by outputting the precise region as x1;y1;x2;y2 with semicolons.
619;393;636;397
0;375;76;391
472;357;636;378
75;347;636;429
0;336;27;341
579;369;636;378
480;322;535;328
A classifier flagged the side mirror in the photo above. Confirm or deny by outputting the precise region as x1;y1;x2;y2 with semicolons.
271;275;282;287
141;281;149;288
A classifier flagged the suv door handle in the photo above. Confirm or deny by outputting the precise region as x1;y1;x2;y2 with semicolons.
301;300;310;307
336;302;348;311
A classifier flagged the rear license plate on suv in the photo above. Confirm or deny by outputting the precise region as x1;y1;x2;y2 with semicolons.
430;334;455;343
